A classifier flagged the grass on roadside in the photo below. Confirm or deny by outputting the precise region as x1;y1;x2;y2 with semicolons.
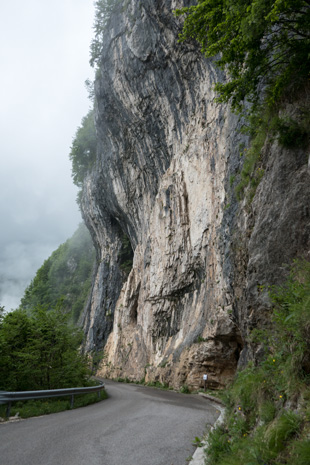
204;259;310;465
0;389;108;420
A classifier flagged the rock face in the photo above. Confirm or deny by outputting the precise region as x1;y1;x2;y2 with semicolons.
81;0;310;389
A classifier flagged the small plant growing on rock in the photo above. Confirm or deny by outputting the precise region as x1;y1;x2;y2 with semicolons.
180;384;190;394
192;436;203;447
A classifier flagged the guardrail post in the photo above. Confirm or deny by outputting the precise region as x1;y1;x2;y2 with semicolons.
70;394;74;409
6;402;11;418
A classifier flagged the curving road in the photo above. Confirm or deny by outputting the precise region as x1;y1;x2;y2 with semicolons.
0;380;220;465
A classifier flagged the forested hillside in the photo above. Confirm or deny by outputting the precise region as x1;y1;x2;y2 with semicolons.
20;223;95;324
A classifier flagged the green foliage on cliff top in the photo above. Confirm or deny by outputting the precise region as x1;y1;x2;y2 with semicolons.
176;0;310;112
176;1;310;202
205;260;310;465
20;223;95;324
90;0;123;68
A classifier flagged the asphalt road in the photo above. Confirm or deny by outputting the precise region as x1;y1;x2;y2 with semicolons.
0;380;220;465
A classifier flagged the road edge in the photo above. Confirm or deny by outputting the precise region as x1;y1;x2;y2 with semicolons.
189;394;226;465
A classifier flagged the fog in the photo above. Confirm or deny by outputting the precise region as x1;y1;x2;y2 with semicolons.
0;0;95;311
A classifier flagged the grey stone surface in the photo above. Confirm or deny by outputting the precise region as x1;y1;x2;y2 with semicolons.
81;0;310;388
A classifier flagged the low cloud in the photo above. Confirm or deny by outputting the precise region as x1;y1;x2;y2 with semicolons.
0;241;59;311
0;0;94;311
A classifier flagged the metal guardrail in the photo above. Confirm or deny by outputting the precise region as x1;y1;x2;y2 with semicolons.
0;381;105;418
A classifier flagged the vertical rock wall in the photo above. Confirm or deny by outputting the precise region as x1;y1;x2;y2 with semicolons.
81;0;310;389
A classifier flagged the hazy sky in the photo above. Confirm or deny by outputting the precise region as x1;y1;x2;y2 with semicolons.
0;0;95;311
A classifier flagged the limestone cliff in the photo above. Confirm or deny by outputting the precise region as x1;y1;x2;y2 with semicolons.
81;0;310;389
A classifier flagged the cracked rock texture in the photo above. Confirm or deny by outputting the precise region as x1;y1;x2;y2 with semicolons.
80;0;310;389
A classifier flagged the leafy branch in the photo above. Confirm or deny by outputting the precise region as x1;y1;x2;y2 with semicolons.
175;0;310;112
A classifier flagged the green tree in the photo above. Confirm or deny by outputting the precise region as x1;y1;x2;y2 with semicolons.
0;306;90;391
69;110;97;188
176;0;310;112
90;0;123;67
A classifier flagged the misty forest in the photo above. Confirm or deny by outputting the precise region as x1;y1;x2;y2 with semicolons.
1;0;310;464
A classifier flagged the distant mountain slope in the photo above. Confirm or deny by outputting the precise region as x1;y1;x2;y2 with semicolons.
20;223;95;323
